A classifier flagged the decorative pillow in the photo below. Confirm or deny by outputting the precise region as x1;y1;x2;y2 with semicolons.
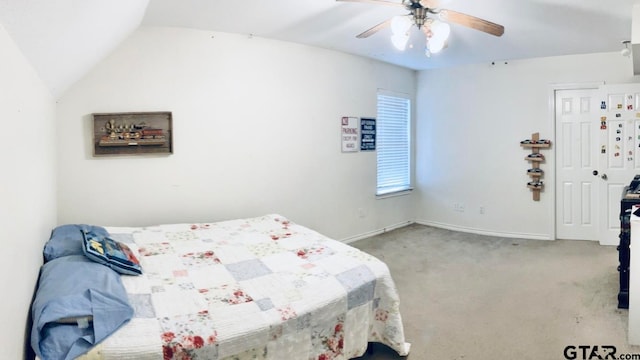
31;255;133;360
82;231;142;276
43;224;110;262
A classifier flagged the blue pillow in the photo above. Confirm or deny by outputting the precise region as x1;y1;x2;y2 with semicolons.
82;231;142;276
43;225;109;262
31;255;133;360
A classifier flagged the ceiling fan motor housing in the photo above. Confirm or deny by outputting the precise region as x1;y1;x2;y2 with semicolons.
412;8;428;29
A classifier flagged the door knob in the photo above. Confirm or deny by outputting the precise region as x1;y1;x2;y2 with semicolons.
601;174;608;180
593;170;598;176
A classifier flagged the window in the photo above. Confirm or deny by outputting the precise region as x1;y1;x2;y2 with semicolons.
376;91;411;196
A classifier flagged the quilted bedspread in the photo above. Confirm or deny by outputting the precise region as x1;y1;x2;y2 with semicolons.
78;214;410;360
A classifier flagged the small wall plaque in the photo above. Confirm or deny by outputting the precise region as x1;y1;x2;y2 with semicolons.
360;118;376;151
341;116;359;152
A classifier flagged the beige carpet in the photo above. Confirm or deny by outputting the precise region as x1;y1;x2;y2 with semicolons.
350;224;640;360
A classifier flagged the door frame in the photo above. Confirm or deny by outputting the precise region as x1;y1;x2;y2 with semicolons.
549;81;605;240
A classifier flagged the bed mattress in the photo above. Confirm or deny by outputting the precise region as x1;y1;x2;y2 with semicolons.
39;214;410;360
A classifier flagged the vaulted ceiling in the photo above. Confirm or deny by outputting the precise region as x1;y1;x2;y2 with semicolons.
0;0;637;98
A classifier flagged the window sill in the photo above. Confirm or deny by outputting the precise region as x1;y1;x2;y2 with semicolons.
376;188;413;199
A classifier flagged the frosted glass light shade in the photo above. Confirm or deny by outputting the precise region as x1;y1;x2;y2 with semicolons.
391;32;410;50
427;20;450;54
391;15;412;35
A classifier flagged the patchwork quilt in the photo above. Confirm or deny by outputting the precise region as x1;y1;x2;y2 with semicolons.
78;214;410;360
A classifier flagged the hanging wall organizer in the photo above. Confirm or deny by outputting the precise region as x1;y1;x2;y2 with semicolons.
520;132;551;201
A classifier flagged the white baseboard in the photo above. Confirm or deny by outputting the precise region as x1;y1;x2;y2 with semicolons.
340;220;414;244
414;219;553;240
599;239;618;246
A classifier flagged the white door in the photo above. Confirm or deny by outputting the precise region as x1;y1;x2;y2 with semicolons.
597;84;640;245
555;89;599;240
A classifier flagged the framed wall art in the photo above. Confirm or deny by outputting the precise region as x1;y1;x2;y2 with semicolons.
93;112;173;156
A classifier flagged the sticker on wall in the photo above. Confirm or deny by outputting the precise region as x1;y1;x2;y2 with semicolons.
602;145;606;154
601;100;607;110
601;116;607;130
341;117;359;152
627;94;635;111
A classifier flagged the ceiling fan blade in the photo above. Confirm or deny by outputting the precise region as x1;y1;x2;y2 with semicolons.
439;9;504;37
356;18;392;38
419;0;440;8
336;0;404;8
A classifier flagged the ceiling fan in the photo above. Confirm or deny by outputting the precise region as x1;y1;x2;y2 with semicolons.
337;0;504;55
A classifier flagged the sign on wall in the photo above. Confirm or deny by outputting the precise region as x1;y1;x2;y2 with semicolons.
341;117;359;152
360;118;376;151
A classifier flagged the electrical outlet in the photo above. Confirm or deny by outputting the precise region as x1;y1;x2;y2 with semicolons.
454;203;465;212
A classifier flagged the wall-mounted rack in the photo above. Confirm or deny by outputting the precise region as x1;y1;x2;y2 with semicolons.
520;132;551;201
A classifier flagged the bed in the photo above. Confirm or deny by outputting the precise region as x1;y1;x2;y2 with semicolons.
31;214;410;360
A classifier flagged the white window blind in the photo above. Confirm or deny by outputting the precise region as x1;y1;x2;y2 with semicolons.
376;91;411;196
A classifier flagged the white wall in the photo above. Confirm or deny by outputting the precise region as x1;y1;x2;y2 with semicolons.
56;26;416;241
415;52;640;239
8;20;640;360
0;24;56;359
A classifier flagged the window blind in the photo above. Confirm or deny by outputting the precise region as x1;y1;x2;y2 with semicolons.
376;92;411;195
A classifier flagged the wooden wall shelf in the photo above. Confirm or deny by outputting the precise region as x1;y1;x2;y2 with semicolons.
520;142;551;149
525;154;545;162
98;138;167;147
520;132;551;201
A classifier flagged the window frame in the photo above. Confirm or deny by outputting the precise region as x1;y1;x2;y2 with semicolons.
375;89;413;197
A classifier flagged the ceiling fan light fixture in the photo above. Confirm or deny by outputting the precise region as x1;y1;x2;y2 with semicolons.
430;20;450;43
391;32;410;51
337;0;504;57
427;38;446;54
391;15;412;35
622;40;631;57
426;20;450;54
